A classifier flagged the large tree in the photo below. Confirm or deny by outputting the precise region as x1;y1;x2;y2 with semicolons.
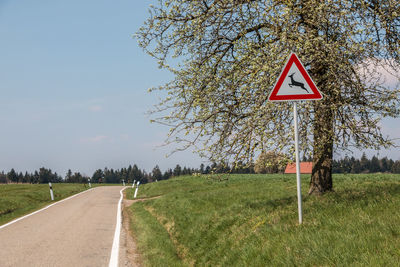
137;0;400;194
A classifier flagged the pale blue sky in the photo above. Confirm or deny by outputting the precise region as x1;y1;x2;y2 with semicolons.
0;0;202;175
0;1;398;176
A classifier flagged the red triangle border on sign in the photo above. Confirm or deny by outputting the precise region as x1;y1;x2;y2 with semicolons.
268;53;323;101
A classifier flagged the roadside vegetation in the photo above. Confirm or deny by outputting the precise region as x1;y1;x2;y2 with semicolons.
0;183;94;225
126;173;400;266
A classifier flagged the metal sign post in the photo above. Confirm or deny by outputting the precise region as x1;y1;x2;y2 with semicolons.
293;102;303;224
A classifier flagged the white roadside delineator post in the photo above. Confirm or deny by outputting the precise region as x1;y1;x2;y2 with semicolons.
48;182;54;201
132;180;136;188
122;179;125;186
88;178;91;188
134;181;140;198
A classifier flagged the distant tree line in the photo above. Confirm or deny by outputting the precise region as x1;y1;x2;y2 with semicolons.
0;153;399;184
0;162;253;184
0;167;63;184
332;153;400;174
253;152;400;175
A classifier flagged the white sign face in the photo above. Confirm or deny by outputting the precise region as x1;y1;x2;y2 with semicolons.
276;63;313;95
268;53;323;101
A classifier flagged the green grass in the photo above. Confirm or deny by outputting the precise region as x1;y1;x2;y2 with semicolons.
126;173;400;266
0;183;99;225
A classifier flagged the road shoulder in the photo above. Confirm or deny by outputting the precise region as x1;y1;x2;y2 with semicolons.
120;194;142;267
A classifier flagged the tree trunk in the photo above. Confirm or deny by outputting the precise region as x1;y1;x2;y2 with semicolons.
309;99;334;195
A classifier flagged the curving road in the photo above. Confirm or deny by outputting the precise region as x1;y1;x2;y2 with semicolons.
0;186;124;267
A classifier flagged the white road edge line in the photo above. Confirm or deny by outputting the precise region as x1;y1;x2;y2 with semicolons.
109;187;127;267
0;187;95;230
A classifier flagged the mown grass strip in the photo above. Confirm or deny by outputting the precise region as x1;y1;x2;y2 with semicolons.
127;173;400;266
0;183;98;226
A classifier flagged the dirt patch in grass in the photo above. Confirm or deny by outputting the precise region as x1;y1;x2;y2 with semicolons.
121;194;163;266
121;193;143;266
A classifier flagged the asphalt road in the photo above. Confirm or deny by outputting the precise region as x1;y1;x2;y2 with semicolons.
0;186;125;267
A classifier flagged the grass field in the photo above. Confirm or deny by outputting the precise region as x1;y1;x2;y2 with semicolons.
0;183;95;225
126;173;400;266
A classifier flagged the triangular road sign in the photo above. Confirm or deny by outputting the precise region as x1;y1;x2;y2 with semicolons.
268;53;323;101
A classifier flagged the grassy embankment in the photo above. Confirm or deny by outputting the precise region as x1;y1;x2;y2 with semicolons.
126;173;400;266
0;183;96;225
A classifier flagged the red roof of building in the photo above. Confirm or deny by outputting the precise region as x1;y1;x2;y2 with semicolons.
284;162;313;174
